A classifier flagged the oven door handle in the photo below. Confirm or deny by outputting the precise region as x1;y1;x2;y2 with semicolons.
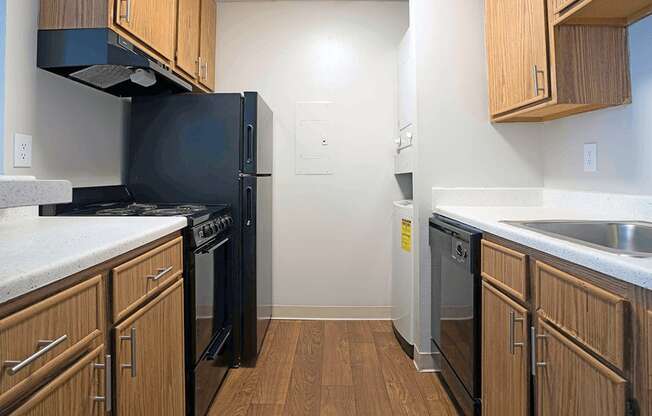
206;326;232;361
196;237;230;255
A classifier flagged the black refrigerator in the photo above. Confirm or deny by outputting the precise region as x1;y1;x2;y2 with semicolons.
127;92;273;369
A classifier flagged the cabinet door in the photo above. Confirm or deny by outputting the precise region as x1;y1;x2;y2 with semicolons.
115;0;177;61
485;0;549;115
199;0;217;91
11;346;108;416
177;0;201;79
482;281;529;416
115;279;185;416
535;319;626;416
552;0;580;14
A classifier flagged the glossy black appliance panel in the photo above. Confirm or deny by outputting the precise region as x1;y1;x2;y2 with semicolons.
129;92;274;369
193;237;230;360
430;215;482;416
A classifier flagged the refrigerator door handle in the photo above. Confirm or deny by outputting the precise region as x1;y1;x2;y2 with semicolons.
246;186;253;227
246;124;254;165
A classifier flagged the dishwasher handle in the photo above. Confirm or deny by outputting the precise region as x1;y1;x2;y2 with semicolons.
430;215;482;242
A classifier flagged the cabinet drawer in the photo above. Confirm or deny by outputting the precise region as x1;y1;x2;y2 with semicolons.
112;236;183;322
0;277;103;409
10;345;107;416
535;261;626;369
481;240;528;302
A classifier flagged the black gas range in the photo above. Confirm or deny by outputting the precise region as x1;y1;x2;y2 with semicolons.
42;185;234;416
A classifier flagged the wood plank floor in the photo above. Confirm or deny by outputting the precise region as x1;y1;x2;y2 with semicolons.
208;320;459;416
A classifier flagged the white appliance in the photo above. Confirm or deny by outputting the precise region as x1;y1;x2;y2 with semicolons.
392;200;415;356
395;28;416;175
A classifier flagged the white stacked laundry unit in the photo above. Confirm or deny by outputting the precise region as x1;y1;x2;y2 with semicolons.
395;27;416;175
392;200;415;357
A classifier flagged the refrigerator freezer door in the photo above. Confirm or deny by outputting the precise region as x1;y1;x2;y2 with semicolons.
243;92;274;175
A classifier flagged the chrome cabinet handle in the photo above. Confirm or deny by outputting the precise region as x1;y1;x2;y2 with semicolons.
92;354;112;412
532;65;546;97
533;328;549;371
120;327;137;378
120;0;132;23
3;334;68;375
202;62;208;81
147;266;173;282
197;57;202;78
509;311;525;355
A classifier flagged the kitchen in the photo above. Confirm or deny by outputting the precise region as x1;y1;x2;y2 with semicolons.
0;0;651;415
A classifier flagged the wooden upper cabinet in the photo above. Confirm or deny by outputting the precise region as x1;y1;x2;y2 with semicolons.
177;0;201;80
485;0;549;116
485;0;632;122
481;281;529;416
114;0;177;61
199;0;217;91
115;279;185;416
555;0;652;26
536;319;626;416
553;0;580;14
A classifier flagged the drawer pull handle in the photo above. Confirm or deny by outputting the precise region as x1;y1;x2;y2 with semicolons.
120;327;137;378
147;266;173;282
509;311;525;355
3;334;68;375
92;354;113;412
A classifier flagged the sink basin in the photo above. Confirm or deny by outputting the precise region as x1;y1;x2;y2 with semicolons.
503;220;652;258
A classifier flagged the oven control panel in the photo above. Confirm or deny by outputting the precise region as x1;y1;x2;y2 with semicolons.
194;214;233;246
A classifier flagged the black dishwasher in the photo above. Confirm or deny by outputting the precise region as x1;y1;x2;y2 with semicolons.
430;215;482;416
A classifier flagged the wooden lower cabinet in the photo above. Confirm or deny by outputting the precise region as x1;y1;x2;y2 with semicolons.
481;281;529;416
10;346;108;415
115;279;186;416
535;319;626;416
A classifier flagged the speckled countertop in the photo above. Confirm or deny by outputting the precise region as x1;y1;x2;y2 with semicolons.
0;216;187;304
434;205;652;290
0;175;72;209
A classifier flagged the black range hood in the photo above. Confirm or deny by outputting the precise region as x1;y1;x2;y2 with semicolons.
37;28;192;98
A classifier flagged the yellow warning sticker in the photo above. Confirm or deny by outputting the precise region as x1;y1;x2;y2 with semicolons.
401;219;412;252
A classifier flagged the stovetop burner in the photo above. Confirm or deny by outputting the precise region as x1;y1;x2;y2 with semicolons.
95;203;209;217
96;208;140;216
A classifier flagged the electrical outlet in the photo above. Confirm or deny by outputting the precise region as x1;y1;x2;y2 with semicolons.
14;134;32;168
584;142;597;173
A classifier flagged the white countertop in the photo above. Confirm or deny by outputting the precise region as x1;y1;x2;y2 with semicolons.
434;205;652;290
0;175;72;209
0;216;187;304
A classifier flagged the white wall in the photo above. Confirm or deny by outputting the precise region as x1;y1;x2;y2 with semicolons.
3;0;127;186
542;16;652;195
216;1;409;312
410;0;543;364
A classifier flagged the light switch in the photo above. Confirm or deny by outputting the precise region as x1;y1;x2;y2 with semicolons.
14;134;32;168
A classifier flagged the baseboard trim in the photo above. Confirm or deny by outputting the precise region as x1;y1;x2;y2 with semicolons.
413;345;440;372
272;305;391;320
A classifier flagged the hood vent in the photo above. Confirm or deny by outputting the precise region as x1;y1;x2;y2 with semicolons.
37;28;192;97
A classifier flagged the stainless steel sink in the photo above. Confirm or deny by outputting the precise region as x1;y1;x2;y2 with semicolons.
502;220;652;257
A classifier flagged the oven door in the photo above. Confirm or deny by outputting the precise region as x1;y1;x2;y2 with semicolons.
193;235;232;362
